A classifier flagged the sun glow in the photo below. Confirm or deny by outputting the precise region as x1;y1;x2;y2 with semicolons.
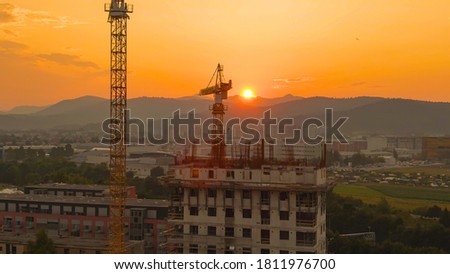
242;89;255;99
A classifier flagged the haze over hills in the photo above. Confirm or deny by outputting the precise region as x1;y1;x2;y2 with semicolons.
0;95;449;135
7;105;48;115
34;96;106;116
227;94;303;107
225;96;385;119
339;99;450;135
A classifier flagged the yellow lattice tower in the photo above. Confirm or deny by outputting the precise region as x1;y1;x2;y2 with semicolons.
104;0;133;254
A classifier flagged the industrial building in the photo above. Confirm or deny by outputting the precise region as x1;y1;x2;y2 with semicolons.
0;184;168;254
71;147;175;178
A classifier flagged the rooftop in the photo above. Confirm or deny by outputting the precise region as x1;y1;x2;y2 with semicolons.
0;193;169;208
0;232;143;251
165;164;332;191
25;183;110;191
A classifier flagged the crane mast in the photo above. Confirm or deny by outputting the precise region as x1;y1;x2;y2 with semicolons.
199;64;232;167
105;0;133;254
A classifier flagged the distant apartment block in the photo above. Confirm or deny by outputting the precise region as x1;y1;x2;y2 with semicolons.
422;137;450;160
366;136;423;152
386;136;422;150
332;139;368;153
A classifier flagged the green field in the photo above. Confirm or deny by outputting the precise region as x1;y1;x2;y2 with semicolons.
376;165;450;176
333;183;450;211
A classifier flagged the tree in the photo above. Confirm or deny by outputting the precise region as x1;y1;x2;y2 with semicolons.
37;149;46;158
16;146;25;160
64;144;74;156
440;208;450;227
0;157;110;186
376;198;391;214
27;229;56;254
151;166;165;178
426;205;442;218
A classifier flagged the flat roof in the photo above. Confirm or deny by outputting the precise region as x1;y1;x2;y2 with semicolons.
25;183;110;191
0;233;109;247
0;233;144;250
0;193;169;208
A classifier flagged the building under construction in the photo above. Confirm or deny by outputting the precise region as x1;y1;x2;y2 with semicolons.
163;65;333;254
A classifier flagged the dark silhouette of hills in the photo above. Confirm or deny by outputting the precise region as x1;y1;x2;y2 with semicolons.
0;95;449;135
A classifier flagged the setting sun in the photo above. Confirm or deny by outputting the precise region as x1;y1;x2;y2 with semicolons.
242;89;255;99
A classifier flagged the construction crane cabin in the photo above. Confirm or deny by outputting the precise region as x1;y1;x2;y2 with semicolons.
105;0;133;254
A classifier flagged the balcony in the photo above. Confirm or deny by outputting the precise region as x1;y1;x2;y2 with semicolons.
71;230;80;237
171;233;183;239
298;201;317;207
296;240;316;247
3;224;12;232
260;198;270;206
168;212;183;220
296;219;317;227
299;204;317;214
171;194;182;203
261;218;270;225
261;237;270;244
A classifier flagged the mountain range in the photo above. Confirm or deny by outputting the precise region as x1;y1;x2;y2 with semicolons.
1;95;449;135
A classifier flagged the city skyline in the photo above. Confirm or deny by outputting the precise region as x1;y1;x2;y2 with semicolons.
1;0;449;110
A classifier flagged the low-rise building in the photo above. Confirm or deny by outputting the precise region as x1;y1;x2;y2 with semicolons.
0;185;168;254
24;183;137;198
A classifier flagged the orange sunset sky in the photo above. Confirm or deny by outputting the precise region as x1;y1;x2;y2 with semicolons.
0;0;449;110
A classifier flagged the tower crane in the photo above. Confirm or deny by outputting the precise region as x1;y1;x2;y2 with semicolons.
199;64;232;167
104;0;133;254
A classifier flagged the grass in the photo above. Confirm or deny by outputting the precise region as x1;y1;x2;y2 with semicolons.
368;184;450;202
333;183;450;211
333;184;384;200
376;165;450;176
